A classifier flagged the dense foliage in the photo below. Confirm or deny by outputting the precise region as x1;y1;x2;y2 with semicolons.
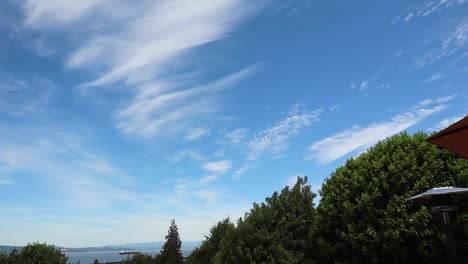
0;243;68;264
313;132;468;263
187;132;468;263
188;177;317;264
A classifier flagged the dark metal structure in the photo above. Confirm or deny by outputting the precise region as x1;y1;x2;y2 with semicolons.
427;116;468;160
407;187;468;264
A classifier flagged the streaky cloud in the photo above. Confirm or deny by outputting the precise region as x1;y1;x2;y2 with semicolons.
308;96;453;163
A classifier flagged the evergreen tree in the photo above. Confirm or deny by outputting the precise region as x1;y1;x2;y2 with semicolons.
154;219;183;264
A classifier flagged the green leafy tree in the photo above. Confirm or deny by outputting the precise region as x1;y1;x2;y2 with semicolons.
186;218;234;264
154;219;183;264
313;132;468;263
0;243;68;264
214;176;317;264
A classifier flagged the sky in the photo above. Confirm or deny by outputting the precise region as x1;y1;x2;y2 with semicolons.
0;0;467;247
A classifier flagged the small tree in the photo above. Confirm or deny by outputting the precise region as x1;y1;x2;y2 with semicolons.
154;219;183;264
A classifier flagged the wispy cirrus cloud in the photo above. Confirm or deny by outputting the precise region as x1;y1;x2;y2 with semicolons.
203;160;232;175
429;115;465;131
168;150;204;163
184;128;210;141
223;128;250;146
246;106;321;162
21;0;262;139
309;96;453;163
0;75;55;116
23;0;111;28
392;0;466;24
233;105;321;179
414;18;468;68
116;65;259;138
0;122;135;208
273;0;311;17
424;74;444;83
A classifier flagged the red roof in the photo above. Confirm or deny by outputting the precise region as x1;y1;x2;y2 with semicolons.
427;116;468;160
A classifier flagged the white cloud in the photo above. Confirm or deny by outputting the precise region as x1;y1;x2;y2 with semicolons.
0;123;135;208
246;106;321;162
329;104;339;111
429;115;465;131
184;128;210;141
194;190;218;204
404;12;414;22
418;95;455;107
273;0;311;17
168;150;204;163
0;76;55;116
393;0;466;24
23;0;110;28
360;80;369;92
415;18;468;68
233;106;321;179
22;0;261;139
232;163;258;180
63;0;258;87
309;97;452;163
224;128;249;145
424;74;444;83
203;160;232;174
115;65;259;138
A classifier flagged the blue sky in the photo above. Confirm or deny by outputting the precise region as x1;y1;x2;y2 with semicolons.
0;0;467;247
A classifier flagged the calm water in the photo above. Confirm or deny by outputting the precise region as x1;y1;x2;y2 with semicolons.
66;250;193;264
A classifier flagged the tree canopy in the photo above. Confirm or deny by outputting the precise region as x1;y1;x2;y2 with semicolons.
313;132;468;263
213;176;317;264
0;243;68;264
